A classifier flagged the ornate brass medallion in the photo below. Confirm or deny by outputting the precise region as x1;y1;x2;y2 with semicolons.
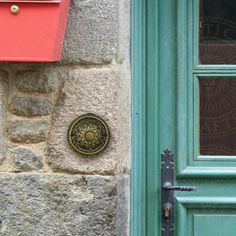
68;114;110;156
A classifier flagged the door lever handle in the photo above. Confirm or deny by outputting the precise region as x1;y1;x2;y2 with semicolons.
162;182;197;192
161;149;197;235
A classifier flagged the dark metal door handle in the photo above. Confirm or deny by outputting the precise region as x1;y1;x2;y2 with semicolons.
161;149;198;236
162;182;197;192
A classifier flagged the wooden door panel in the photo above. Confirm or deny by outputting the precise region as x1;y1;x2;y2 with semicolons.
176;197;236;236
194;215;236;236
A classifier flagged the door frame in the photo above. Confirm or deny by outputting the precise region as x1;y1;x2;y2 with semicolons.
131;0;177;235
131;0;160;235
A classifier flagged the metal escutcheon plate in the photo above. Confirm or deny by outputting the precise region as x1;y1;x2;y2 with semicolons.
68;113;110;157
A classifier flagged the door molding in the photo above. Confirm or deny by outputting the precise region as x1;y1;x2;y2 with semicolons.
132;0;178;235
131;0;160;235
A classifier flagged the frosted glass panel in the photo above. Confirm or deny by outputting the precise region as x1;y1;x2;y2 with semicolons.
200;78;236;155
200;0;236;64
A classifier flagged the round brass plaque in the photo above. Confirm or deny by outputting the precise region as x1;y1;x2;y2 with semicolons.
68;114;110;156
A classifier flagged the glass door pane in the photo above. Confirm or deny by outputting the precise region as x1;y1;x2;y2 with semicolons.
200;77;236;155
199;0;236;64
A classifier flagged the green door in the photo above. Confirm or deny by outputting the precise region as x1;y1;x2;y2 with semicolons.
132;0;236;235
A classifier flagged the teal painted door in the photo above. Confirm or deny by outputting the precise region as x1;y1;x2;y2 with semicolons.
142;0;236;235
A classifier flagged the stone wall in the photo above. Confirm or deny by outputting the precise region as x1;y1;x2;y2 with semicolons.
0;0;130;235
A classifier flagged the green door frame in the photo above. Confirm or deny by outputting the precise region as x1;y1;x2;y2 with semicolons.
131;0;160;235
131;0;177;235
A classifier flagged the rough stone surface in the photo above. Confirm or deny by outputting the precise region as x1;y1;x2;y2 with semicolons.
0;71;8;164
62;0;129;64
116;62;131;174
8;119;49;143
0;0;131;234
0;174;129;236
9;95;52;117
11;147;43;171
15;70;61;93
48;68;121;175
116;176;129;236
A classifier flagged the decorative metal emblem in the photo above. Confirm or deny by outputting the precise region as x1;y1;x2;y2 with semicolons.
68;114;110;157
